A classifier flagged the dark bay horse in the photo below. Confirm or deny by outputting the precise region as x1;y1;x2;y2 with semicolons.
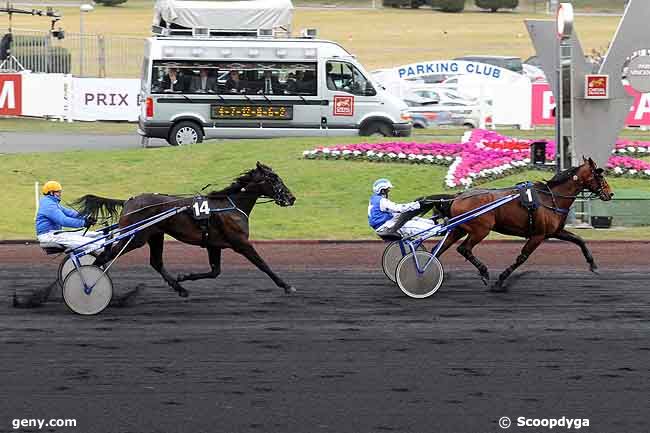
75;162;297;297
431;157;613;292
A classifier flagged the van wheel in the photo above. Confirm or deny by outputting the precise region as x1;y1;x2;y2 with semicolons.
362;121;393;137
463;123;475;130
169;121;203;146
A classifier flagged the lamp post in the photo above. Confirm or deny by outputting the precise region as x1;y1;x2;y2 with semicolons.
79;3;94;77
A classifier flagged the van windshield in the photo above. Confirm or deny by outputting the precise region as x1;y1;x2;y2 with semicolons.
151;60;318;95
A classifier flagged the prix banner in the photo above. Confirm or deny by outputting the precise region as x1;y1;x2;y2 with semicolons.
532;83;650;126
71;78;141;121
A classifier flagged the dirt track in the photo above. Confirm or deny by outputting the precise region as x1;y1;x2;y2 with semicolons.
1;242;649;433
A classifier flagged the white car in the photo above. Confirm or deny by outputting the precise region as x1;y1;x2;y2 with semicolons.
523;64;546;83
403;95;490;129
407;86;478;105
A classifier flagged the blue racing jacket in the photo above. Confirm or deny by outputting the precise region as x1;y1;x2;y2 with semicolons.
35;194;86;235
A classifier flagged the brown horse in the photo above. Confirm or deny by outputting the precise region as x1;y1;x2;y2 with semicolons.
75;162;297;297
432;157;613;292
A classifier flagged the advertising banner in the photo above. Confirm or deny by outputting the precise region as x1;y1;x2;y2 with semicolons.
71;78;141;121
0;73;22;116
531;83;650;126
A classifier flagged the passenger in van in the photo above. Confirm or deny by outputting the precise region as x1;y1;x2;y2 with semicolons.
161;68;187;93
326;63;338;91
258;70;279;95
191;68;217;93
297;70;316;94
225;70;245;93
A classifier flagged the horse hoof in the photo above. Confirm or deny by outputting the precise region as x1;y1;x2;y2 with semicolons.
177;274;186;282
589;264;599;274
284;286;296;295
489;282;508;293
480;275;490;286
178;289;189;298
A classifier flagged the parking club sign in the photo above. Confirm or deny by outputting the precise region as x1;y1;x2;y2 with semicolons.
585;74;609;99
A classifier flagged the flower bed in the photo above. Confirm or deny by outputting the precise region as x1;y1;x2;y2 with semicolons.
303;130;650;188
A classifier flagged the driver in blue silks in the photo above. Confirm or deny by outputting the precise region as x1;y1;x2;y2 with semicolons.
35;180;100;250
368;178;437;239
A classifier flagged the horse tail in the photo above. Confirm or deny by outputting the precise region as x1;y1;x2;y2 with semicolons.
422;193;457;218
71;194;125;220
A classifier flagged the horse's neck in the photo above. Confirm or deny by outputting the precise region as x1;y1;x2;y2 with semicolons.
548;180;582;209
229;191;259;215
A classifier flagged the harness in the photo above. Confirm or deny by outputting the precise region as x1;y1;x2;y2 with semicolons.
190;195;248;247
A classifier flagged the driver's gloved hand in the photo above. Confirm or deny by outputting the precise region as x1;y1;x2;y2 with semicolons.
84;216;97;228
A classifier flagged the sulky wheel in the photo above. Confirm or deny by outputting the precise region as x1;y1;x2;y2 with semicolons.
395;251;444;298
58;253;100;289
62;265;113;315
382;241;426;283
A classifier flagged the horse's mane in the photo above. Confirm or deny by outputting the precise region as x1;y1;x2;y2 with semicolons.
206;168;257;199
544;166;579;188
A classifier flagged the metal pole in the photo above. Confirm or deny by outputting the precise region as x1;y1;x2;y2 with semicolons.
79;12;84;77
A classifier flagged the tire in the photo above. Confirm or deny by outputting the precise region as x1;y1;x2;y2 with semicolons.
62;265;113;315
463;122;475;129
395;251;444;299
382;241;427;283
169;121;203;146
58;252;100;289
361;121;393;137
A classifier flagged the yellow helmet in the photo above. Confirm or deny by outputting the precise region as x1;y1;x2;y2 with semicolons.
42;180;63;195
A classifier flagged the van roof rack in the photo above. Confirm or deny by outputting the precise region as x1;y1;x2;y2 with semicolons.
152;26;292;39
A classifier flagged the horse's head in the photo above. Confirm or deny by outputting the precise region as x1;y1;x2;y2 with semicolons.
243;162;296;207
576;157;613;201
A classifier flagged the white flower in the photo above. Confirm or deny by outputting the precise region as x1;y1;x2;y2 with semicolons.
524;158;531;163
629;169;638;175
627;146;636;152
614;167;623;174
644;170;650;176
366;150;375;156
353;150;362;156
638;147;646;153
398;153;407;159
618;149;626;154
302;150;310;156
377;152;384;158
342;149;352;155
387;152;397;158
444;156;453;161
322;148;331;154
436;155;443;160
331;150;341;156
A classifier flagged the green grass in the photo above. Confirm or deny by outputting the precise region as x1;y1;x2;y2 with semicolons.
3;131;650;240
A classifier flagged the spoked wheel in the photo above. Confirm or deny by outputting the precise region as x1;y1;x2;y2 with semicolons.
58;253;99;288
62;265;113;315
395;251;444;299
382;241;426;283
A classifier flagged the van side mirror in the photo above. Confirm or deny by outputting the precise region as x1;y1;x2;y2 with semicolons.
365;82;376;96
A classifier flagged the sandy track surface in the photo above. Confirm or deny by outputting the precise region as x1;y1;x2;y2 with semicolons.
1;242;649;433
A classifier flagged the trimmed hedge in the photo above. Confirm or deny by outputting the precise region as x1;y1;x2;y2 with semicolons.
474;0;518;11
436;0;465;12
95;0;128;5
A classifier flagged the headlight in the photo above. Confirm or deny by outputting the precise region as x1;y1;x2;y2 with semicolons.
400;110;412;122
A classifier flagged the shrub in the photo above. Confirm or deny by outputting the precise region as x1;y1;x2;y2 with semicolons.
95;0;128;5
434;0;466;13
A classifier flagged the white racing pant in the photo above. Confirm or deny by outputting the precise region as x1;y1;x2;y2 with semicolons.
376;216;438;239
38;230;104;253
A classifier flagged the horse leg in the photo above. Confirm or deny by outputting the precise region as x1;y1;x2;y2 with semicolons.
434;227;466;258
147;232;189;297
231;240;295;294
492;235;545;292
456;230;491;285
177;246;222;282
549;229;598;273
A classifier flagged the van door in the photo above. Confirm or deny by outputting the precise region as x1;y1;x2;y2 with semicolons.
321;60;380;136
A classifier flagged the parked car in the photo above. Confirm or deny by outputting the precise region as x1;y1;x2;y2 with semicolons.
454;55;524;74
408;86;479;105
522;63;546;82
403;95;489;129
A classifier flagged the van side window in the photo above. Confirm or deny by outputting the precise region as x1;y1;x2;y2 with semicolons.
150;61;318;96
326;61;375;96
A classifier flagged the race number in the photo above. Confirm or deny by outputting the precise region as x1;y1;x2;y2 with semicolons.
192;197;210;220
